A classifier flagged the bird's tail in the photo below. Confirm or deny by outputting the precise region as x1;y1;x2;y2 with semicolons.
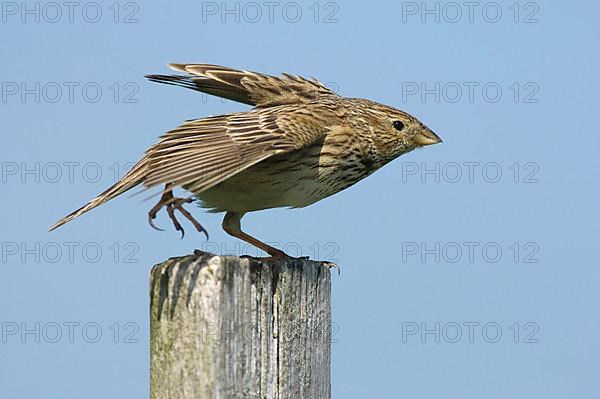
48;157;149;231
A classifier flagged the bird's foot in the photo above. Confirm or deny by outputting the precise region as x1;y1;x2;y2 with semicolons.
321;261;340;275
240;253;340;274
278;254;339;273
147;189;209;239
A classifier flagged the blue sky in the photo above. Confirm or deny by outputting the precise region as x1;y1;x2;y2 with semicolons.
1;1;598;397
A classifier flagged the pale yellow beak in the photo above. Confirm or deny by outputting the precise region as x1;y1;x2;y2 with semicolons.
414;129;443;146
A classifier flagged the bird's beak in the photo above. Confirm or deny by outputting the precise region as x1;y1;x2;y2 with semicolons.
414;128;443;146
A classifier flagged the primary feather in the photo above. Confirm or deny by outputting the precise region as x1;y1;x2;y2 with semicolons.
146;63;337;107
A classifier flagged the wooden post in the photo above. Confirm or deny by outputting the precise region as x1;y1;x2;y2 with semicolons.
150;251;332;399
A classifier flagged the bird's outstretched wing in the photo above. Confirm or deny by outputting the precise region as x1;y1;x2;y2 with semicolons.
143;104;335;193
146;63;338;107
49;102;338;231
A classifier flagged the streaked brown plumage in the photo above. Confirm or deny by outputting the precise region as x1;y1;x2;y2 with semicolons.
49;63;442;258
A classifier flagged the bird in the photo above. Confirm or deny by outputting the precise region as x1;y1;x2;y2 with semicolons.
49;63;442;259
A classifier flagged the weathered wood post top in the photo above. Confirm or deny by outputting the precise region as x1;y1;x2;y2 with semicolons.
150;251;332;399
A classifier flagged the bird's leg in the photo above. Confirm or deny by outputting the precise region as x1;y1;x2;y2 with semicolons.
222;212;287;258
147;185;209;239
222;212;340;273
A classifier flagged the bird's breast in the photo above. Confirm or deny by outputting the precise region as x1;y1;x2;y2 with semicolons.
194;139;375;213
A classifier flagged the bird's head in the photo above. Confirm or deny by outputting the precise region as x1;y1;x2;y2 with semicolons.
361;100;443;161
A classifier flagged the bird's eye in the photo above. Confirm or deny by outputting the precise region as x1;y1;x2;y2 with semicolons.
393;120;405;131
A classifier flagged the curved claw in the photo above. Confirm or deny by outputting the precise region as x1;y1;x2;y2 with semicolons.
199;227;209;241
322;261;340;275
148;213;165;231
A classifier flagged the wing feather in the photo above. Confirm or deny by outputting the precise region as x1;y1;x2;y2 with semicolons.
140;105;333;194
145;63;338;107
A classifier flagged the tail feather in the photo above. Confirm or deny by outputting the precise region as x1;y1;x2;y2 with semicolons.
49;158;149;231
